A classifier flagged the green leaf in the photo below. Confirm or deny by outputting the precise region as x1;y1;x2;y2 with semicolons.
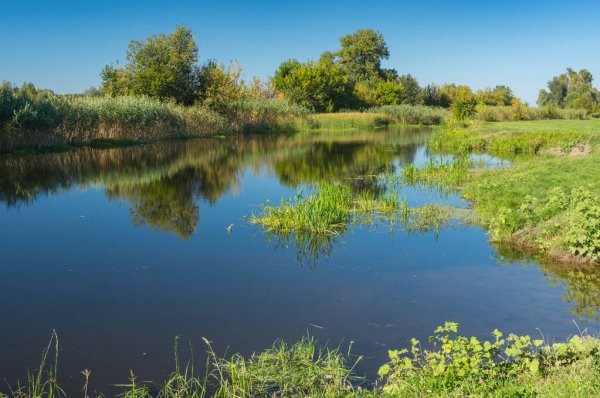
529;358;540;374
378;364;390;377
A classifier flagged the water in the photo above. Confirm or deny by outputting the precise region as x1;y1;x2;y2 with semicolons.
1;128;599;393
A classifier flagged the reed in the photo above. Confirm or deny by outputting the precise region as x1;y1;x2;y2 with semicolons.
368;105;449;125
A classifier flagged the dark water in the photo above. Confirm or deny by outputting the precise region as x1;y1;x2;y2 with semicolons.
1;128;599;393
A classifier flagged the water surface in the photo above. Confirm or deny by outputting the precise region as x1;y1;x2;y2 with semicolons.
1;128;599;392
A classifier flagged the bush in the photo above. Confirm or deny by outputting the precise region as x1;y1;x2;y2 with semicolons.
451;97;477;121
379;322;600;396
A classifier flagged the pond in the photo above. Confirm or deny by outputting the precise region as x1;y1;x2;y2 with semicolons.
1;128;599;393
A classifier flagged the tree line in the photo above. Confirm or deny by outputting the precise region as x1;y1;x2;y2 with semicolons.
91;25;599;115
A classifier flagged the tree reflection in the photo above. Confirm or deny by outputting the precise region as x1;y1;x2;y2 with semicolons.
494;244;600;322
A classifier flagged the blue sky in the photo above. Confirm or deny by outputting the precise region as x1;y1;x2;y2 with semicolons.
1;0;599;103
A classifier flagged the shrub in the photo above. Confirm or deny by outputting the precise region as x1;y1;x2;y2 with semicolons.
451;96;477;121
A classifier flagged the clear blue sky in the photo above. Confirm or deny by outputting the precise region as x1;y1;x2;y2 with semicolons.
1;0;599;104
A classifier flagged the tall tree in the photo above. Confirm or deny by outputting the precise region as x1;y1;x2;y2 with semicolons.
336;29;390;82
538;68;599;110
102;25;199;105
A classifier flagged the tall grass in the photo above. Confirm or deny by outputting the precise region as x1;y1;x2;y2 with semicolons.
0;83;309;151
473;105;589;122
249;184;352;235
226;99;309;134
296;112;395;132
368;105;449;125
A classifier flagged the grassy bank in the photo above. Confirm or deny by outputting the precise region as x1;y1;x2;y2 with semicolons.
5;324;600;397
428;119;600;265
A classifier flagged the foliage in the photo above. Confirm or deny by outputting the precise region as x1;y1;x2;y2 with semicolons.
355;75;421;107
102;25;199;105
538;68;600;111
336;29;390;82
450;94;477;121
7;326;600;398
564;189;600;261
196;60;246;113
272;57;356;112
439;84;474;108
475;85;514;106
378;322;600;396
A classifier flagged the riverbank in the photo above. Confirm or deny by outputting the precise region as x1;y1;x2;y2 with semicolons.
5;324;599;397
428;119;600;265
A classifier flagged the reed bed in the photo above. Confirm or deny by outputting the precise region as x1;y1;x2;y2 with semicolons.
368;105;449;125
0;84;310;151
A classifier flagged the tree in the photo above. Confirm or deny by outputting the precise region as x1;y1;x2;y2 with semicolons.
439;84;474;108
101;25;199;105
355;74;421;107
476;86;514;106
273;57;355;112
336;29;390;82
538;68;599;111
196;60;246;112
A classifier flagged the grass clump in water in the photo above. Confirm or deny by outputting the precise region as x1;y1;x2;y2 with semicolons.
249;184;352;235
403;157;473;188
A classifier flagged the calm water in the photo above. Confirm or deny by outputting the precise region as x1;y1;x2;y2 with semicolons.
1;128;599;393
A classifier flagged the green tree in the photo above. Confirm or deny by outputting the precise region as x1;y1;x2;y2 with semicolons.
476;85;514;106
101;25;199;105
336;29;390;82
272;57;355;112
538;68;599;111
355;74;421;107
197;60;246;112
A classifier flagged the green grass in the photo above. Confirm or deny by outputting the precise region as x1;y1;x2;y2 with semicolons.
369;104;449;125
294;112;396;132
430;119;600;155
249;184;353;235
426;119;600;265
5;325;600;398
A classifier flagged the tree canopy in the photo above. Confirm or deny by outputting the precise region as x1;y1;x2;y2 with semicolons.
336;29;390;82
538;68;599;111
101;25;199;105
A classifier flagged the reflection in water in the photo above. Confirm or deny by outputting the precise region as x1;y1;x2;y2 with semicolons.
495;244;600;322
0;129;429;237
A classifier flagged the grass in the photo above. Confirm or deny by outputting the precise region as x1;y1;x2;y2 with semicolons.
296;112;396;132
248;181;470;237
4;325;600;398
0;83;310;151
249;184;353;235
369;104;449;125
430;119;600;155
249;180;473;265
425;118;600;265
